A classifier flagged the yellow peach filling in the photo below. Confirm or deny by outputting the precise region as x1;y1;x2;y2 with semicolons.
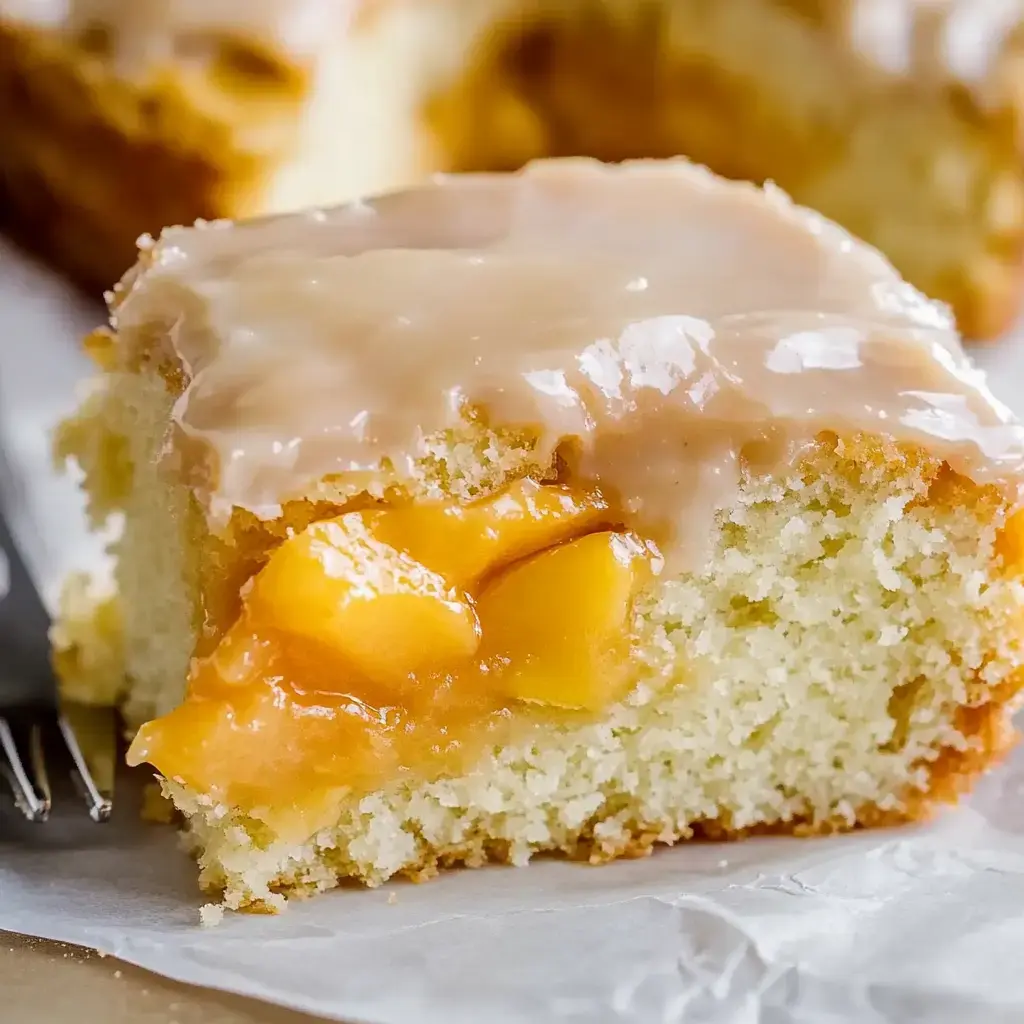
127;480;656;811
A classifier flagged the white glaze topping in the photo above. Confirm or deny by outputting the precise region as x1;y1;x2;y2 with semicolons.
110;159;1024;569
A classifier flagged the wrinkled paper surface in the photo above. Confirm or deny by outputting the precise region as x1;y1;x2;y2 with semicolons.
3;240;1024;1024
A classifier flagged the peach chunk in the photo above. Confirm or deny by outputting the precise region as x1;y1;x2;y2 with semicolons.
127;676;397;803
371;479;611;588
246;514;480;688
127;619;500;807
997;506;1024;570
477;531;650;710
128;482;653;812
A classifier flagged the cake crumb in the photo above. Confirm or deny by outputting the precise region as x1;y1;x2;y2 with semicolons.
114;970;122;980
199;903;225;928
387;891;398;905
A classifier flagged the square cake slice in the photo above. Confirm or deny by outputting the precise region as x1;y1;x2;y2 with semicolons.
57;158;1024;910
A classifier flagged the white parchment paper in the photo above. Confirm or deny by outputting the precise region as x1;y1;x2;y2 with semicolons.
3;240;1024;1024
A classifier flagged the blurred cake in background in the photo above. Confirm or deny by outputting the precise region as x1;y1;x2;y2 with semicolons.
2;0;1024;338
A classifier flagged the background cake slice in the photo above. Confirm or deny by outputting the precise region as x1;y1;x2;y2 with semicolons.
0;1;445;292
3;1;1024;336
56;159;1024;910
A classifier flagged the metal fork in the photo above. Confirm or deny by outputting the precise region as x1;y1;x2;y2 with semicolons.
0;504;115;823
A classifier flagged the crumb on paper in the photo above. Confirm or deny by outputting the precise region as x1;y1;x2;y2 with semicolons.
387;891;398;905
113;970;122;980
200;903;225;928
718;859;729;868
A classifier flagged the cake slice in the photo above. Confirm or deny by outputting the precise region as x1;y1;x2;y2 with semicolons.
0;0;445;292
56;159;1024;910
3;1;1024;337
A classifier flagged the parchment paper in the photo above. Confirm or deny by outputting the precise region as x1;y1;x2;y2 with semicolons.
3;239;1024;1024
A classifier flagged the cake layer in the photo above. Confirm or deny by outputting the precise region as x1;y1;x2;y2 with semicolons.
168;434;1024;908
4;0;1024;335
55;159;1024;909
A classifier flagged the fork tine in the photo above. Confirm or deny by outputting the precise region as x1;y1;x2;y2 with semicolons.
0;483;116;822
0;715;50;822
59;704;115;822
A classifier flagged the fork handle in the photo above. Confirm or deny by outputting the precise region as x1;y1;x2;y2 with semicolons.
0;505;58;708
